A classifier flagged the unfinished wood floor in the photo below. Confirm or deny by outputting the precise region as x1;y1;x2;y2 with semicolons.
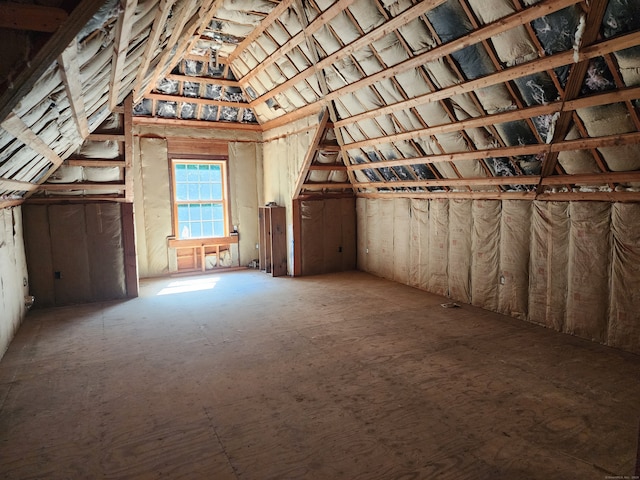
0;270;638;479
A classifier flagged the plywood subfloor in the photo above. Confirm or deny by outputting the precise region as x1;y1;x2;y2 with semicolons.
0;270;638;479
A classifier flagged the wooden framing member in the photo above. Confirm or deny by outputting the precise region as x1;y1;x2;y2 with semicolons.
354;171;640;189
293;109;329;199
38;183;126;191
139;0;224;102
65;159;126;168
132;0;177;102
346;131;640;170
87;133;126;141
225;0;296;66
301;182;353;190
58;39;89;138
132;115;262;131
340;85;640;150
1;113;65;170
241;0;359;85
108;0;139;111
358;190;640;202
145;92;250;109
25;195;127;203
123;95;134;202
0;199;24;208
250;0;579;110
536;0;610;193
121;202;139;297
308;164;347;171
165;74;241;88
292;198;302;276
0;177;38;193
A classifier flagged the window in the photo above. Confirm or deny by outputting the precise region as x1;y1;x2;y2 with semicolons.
172;160;229;239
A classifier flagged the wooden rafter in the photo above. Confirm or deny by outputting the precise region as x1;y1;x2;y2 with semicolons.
332;29;640;128
340;86;640;150
1;113;65;170
225;0;296;65
250;0;579;109
165;74;241;88
355;171;640;189
346;131;640;171
140;0;225;103
0;0;105;123
537;0;611;193
132;0;177;103
58;39;89;138
241;0;359;85
132;115;262;131
293;109;329;199
109;0;140;111
0;177;38;193
145;92;250;109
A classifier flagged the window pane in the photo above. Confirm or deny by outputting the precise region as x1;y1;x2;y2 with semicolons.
212;203;223;221
213;221;224;237
199;165;211;182
212;184;222;200
175;164;187;182
188;184;199;200
211;165;221;182
200;184;213;200
187;164;198;181
179;222;190;238
203;222;214;237
191;223;202;237
189;204;202;220
178;204;189;221
201;203;213;220
176;183;188;201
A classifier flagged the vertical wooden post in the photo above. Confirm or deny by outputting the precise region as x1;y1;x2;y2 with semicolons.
121;202;138;298
635;420;640;477
293;198;302;276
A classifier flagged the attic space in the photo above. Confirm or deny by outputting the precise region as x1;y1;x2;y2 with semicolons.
1;0;640;477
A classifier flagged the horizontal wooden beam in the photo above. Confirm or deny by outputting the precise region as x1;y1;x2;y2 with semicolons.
38;182;126;191
0;198;24;208
132;115;262;131
308;164;347;171
358;191;536;200
165;74;242;88
301;182;352;190
0;177;38;192
87;133;126;141
0;2;68;32
355;171;640;189
145;92;249;109
26;195;127;203
65;159;126;167
347;132;640;170
340;85;640;150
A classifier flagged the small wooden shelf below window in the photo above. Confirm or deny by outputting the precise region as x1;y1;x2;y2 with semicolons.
168;235;238;273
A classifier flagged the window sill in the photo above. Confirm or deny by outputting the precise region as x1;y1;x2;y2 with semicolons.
167;235;238;248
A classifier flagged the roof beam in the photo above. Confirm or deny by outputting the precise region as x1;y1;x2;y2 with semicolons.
355;171;640;189
58;39;89;138
347;132;640;170
333;29;640;127
0;0;104;123
109;0;139;111
1;113;65;169
251;0;579;109
145;92;250;109
293;109;329;199
165;74;241;88
131;115;262;131
240;0;359;85
225;0;296;65
0;2;67;32
341;85;640;150
537;0;610;193
0;177;38;192
132;0;177;103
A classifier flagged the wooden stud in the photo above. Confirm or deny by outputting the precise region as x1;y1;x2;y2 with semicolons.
121;202;139;298
293;109;329;199
123;94;134;202
0;178;38;192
